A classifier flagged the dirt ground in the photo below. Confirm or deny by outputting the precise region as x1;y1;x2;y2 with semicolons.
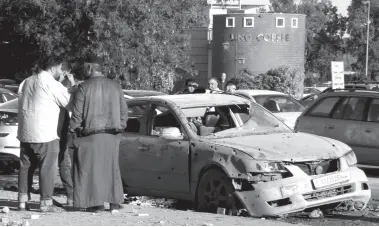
0;173;379;226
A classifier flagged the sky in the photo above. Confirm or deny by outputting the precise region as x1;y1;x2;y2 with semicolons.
294;0;350;16
330;0;350;16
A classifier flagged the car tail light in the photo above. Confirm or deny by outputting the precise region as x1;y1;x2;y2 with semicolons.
0;111;18;126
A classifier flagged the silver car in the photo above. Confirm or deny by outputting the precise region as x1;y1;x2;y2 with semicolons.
295;89;379;167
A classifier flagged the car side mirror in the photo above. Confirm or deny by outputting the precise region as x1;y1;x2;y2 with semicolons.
159;127;184;140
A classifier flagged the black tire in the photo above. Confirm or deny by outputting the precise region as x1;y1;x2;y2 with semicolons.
196;168;239;215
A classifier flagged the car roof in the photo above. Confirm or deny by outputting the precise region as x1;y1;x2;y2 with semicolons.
122;90;166;97
129;94;250;108
236;89;286;96
320;90;379;98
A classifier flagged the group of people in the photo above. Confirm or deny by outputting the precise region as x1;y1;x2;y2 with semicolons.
178;72;237;94
17;55;127;213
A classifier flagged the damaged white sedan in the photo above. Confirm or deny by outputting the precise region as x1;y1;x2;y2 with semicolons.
120;93;371;217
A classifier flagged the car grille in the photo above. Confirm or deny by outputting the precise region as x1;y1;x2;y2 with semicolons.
303;184;354;201
293;159;339;175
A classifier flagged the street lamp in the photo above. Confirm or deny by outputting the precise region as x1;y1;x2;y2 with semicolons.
364;1;371;78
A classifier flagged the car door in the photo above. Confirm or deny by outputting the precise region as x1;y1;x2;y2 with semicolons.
329;96;371;164
296;96;342;136
359;98;379;165
119;101;152;190
134;102;191;194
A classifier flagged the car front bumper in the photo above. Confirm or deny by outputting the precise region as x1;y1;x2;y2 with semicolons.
235;166;371;217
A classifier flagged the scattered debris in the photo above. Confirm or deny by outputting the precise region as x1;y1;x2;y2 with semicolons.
156;221;165;224
111;210;119;215
0;217;9;224
2;207;10;213
217;207;226;215
8;221;18;226
22;221;29;226
136;213;149;217
309;209;324;219
202;223;213;226
29;214;40;220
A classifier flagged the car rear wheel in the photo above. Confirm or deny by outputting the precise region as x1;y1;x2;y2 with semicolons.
196;169;239;215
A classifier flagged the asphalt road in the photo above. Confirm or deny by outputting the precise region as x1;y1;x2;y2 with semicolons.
1;168;379;225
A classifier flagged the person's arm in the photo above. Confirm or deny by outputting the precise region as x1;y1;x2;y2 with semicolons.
69;85;85;132
119;85;128;129
51;80;70;108
17;79;26;98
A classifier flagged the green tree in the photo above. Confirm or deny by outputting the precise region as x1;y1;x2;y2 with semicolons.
0;0;207;92
270;0;347;83
346;0;379;80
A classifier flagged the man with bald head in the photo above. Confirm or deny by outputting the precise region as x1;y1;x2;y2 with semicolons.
207;77;222;94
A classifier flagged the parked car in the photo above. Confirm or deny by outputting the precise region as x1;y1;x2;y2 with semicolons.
295;89;379;167
0;88;17;104
0;79;19;94
121;93;370;217
123;90;166;99
303;87;321;98
0;99;19;173
234;90;305;129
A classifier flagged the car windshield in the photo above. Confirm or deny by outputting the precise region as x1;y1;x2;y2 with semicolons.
181;101;291;138
253;95;305;113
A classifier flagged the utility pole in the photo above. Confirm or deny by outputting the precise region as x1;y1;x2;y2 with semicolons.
364;1;371;78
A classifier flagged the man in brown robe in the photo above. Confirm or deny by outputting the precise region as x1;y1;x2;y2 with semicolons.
69;56;128;212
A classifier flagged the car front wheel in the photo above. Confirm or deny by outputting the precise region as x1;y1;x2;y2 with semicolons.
196;168;239;215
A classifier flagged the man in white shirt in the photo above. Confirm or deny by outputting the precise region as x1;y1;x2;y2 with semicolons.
17;58;74;212
206;77;222;94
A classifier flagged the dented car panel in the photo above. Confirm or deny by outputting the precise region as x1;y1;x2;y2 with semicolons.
120;94;371;217
235;166;370;217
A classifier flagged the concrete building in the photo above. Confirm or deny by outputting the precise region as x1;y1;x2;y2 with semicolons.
184;0;306;88
212;13;306;78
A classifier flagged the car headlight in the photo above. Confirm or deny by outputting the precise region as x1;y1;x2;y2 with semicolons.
257;161;287;173
342;150;357;166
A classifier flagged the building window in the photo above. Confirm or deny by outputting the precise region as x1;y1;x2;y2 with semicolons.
276;17;285;28
243;17;254;27
291;18;298;28
226;17;235;28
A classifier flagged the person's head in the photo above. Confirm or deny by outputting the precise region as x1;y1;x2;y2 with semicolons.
221;73;227;82
208;77;219;90
225;80;237;93
185;79;198;93
40;57;67;82
83;55;103;79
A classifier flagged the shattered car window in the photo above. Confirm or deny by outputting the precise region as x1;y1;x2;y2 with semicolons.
181;101;291;137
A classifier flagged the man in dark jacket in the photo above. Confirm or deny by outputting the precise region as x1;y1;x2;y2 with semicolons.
69;56;128;212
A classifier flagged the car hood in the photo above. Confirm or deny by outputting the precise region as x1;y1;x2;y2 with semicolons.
273;112;302;129
209;132;351;162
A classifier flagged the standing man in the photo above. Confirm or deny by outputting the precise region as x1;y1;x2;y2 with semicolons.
17;58;73;212
220;73;227;91
207;77;222;94
176;79;198;94
225;80;237;93
57;71;78;207
70;56;128;213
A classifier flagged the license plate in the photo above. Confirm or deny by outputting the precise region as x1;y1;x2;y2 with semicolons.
281;184;299;197
312;171;350;189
